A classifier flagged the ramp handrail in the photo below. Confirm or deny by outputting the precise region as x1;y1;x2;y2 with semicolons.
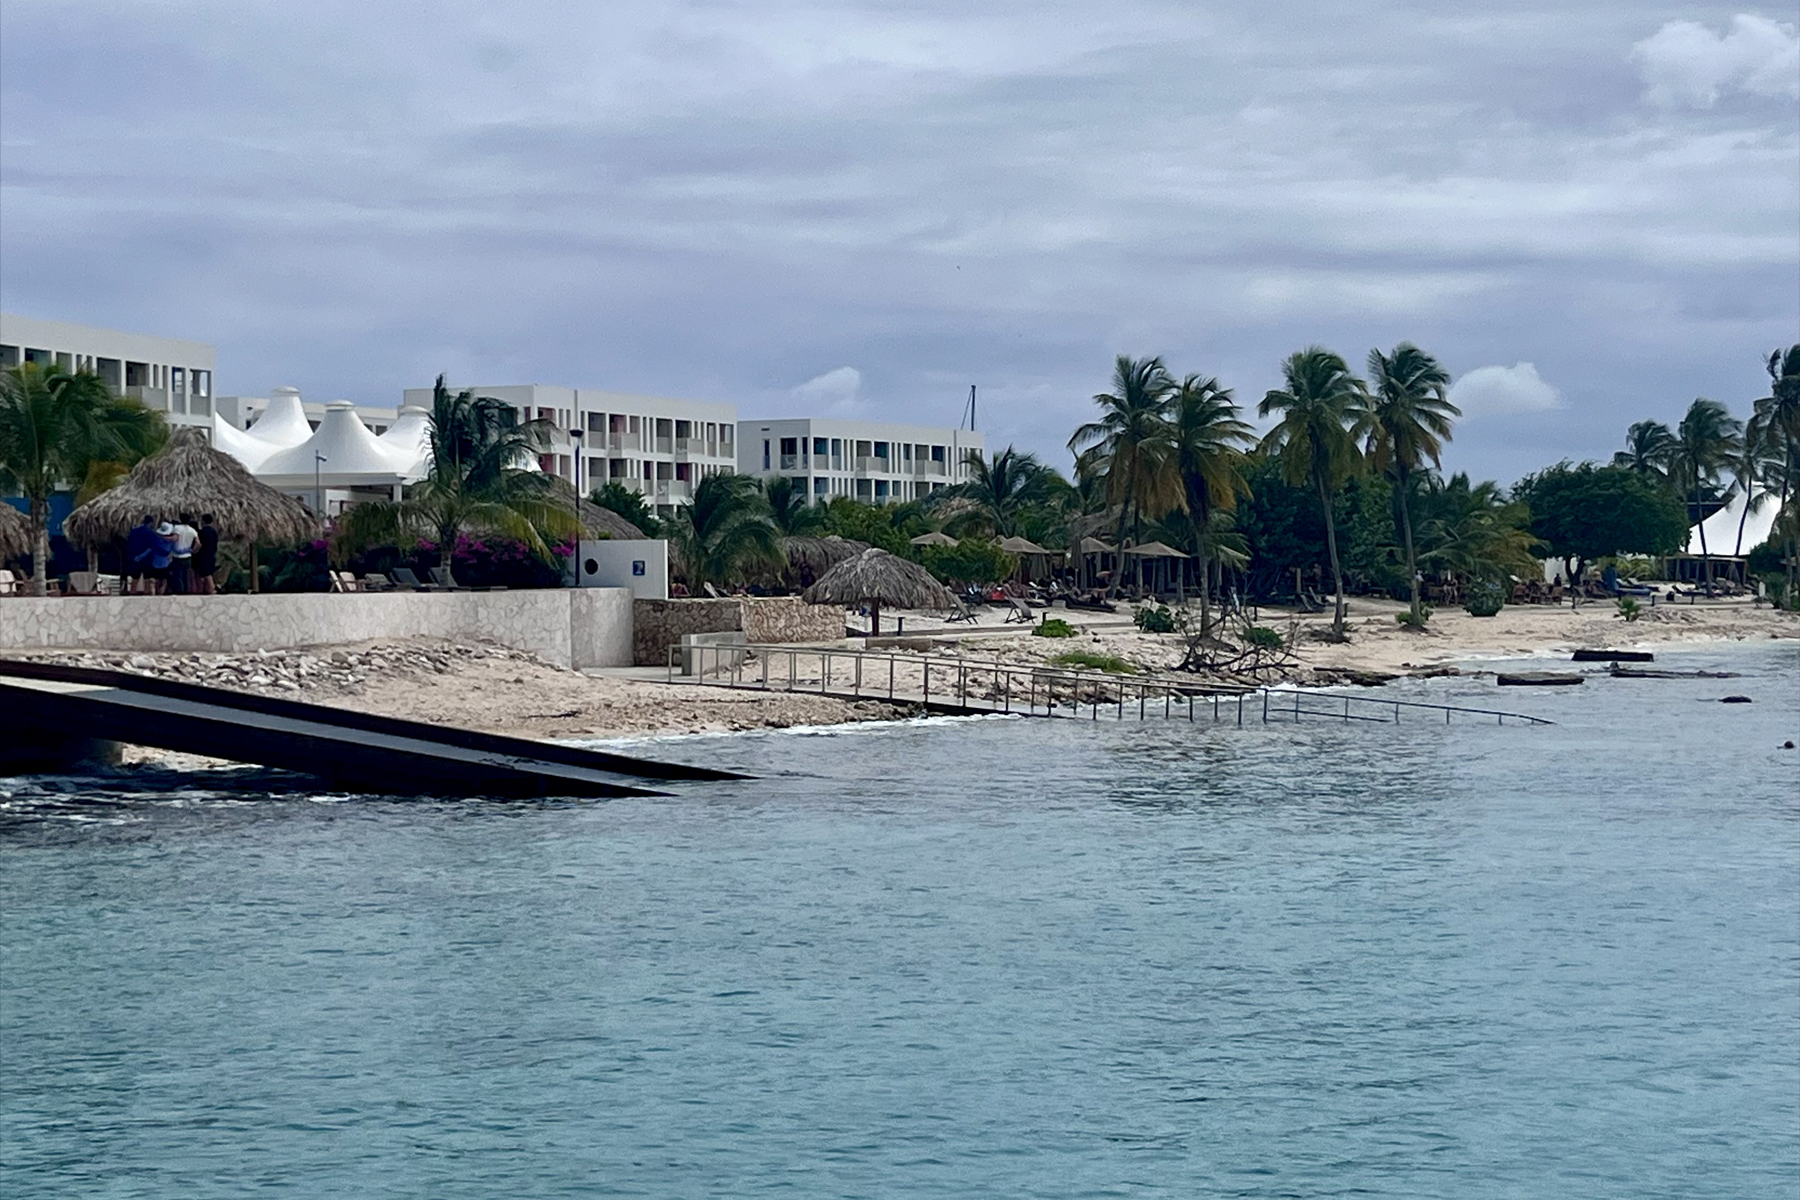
664;642;1553;727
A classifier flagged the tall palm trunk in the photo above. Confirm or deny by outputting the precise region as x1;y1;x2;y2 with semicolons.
1315;469;1346;636
1396;466;1421;620
1191;511;1210;637
29;499;50;597
1693;481;1711;589
1106;483;1133;599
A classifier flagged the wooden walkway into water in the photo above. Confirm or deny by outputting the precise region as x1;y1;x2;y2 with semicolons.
0;659;746;798
667;643;1554;728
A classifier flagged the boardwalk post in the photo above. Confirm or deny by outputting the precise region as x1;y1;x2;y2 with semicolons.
1262;690;1269;722
1343;696;1349;723
889;656;895;701
1238;692;1244;726
1030;673;1037;716
821;651;829;695
924;660;930;706
1294;691;1301;722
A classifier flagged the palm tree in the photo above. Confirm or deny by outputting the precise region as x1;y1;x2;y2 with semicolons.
1727;413;1779;558
1168;374;1252;633
1612;420;1678;483
763;474;825;536
1069;355;1182;596
667;472;781;591
1415;473;1538;585
1258;347;1366;636
0;363;166;594
1758;346;1800;599
1360;343;1458;623
335;375;578;564
1671;397;1743;587
933;446;1054;538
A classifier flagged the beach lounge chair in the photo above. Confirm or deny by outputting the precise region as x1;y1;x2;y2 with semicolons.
428;566;470;591
388;567;427;591
944;596;979;624
1005;596;1035;623
0;569;18;597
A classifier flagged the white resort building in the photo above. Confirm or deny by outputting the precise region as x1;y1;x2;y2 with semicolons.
402;384;738;517
737;418;984;504
0;313;216;429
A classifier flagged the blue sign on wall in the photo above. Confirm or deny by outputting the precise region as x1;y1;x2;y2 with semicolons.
631;560;646;576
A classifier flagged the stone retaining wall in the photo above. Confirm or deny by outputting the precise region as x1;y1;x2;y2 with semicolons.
632;596;846;665
0;588;634;670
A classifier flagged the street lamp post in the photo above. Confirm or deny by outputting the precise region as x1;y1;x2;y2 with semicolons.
568;429;584;584
314;453;328;519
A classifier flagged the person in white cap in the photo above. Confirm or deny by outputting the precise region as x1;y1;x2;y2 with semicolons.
150;522;176;594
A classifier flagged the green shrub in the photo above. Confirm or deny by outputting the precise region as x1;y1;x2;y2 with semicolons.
1133;605;1175;633
1050;649;1138;674
1395;606;1433;629
1464;579;1506;617
1033;617;1078;638
1241;625;1283;650
920;538;1017;585
1615;596;1643;622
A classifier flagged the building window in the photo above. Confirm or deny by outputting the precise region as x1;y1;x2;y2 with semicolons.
762;440;771;470
813;437;828;457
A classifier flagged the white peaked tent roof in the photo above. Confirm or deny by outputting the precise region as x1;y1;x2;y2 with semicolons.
1685;490;1779;557
211;413;279;471
245;387;316;450
258;402;426;486
376;404;432;477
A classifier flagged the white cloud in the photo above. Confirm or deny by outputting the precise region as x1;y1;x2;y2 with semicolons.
791;366;863;415
1448;363;1563;419
1632;14;1800;107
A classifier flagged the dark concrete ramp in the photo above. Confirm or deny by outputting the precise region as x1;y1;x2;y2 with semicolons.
0;659;746;799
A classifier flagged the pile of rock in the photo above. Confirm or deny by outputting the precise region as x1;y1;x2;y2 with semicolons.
17;640;559;698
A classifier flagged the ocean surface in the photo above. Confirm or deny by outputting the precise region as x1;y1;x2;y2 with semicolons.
2;642;1796;1198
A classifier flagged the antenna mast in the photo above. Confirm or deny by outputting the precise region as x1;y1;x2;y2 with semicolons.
962;384;977;431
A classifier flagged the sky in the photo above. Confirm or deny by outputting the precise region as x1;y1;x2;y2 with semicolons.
2;0;1796;486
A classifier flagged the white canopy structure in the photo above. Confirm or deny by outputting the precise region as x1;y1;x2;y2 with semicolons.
377;404;432;478
1685;491;1779;557
210;385;316;472
258;402;427;493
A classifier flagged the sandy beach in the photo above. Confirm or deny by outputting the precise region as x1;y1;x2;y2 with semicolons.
9;594;1795;757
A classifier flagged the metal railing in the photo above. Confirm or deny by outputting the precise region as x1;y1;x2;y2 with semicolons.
665;643;1554;726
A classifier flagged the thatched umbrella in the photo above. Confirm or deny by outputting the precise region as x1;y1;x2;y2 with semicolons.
784;535;870;574
577;498;650;541
63;427;320;591
0;501;29;564
802;547;954;635
910;530;958;548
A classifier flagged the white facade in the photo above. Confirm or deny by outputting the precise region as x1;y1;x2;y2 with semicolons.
0;313;216;428
402;384;738;515
738;418;984;504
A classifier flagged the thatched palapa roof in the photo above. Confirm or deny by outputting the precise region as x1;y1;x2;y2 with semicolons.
0;502;29;561
803;547;954;611
910;530;958;547
577;498;652;541
1124;540;1188;558
63;427;321;548
784;535;870;572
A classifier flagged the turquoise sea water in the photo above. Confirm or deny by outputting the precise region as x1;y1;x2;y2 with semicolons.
2;643;1796;1198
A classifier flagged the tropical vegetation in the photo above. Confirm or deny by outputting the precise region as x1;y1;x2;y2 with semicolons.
0;363;166;593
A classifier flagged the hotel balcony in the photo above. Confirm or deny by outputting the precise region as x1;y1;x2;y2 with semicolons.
608;433;639;453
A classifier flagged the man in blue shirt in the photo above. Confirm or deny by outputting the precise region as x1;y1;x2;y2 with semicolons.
124;514;158;595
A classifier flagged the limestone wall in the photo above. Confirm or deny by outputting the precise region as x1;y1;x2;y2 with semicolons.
632;596;846;665
742;596;846;644
0;589;634;670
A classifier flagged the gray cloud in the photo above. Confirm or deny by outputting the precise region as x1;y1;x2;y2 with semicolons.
3;0;1795;487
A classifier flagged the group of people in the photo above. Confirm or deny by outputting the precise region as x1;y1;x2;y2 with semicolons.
124;513;220;595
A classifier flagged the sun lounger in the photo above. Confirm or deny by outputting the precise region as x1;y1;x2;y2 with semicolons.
1004;596;1035;623
388;567;428;591
0;569;19;597
944;597;979;624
